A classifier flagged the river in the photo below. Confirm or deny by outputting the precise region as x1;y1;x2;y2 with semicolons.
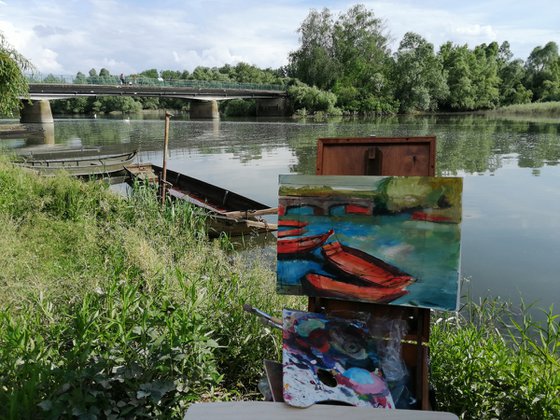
1;113;559;312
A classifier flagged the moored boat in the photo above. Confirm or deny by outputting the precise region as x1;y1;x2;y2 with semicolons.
278;229;334;257
125;163;277;236
16;150;137;176
303;273;408;303
321;241;414;288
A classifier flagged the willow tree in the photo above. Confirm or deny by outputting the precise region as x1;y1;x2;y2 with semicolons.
0;32;33;116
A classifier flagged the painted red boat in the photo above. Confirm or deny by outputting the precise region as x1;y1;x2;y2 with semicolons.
278;227;307;238
278;229;334;257
278;219;309;228
321;241;414;288
411;211;454;223
345;204;371;215
303;273;408;304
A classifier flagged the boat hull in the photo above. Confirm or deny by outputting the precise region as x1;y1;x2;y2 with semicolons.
278;229;334;257
303;273;408;304
16;150;137;176
321;241;414;288
125;163;276;237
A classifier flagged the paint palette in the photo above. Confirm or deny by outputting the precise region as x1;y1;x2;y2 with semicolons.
282;309;394;409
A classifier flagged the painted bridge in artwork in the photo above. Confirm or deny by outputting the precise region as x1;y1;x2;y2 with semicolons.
280;196;374;216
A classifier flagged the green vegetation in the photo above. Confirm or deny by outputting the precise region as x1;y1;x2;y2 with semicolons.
431;298;560;419
0;159;301;418
0;32;33;116
0;162;558;418
490;101;560;117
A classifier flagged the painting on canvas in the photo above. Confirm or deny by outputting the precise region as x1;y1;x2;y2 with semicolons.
282;309;395;408
277;175;462;311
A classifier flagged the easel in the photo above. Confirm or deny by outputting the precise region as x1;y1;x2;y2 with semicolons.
309;136;436;410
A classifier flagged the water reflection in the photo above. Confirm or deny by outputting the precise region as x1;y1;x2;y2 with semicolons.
1;114;559;311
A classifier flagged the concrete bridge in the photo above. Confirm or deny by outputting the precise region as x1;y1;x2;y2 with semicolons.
21;76;288;123
281;196;375;216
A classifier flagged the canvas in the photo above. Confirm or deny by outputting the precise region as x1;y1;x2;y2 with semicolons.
282;309;395;409
277;175;463;311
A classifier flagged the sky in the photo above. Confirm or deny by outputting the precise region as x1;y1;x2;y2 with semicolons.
1;0;559;76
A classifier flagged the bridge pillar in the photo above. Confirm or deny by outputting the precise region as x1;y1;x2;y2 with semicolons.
190;100;219;119
256;97;287;117
20;100;54;124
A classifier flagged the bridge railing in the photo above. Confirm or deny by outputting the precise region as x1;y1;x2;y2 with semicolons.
25;73;286;91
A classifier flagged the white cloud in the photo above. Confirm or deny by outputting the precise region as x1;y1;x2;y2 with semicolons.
454;24;497;39
1;0;558;74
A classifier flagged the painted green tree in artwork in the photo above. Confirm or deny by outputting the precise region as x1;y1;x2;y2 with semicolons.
0;32;33;116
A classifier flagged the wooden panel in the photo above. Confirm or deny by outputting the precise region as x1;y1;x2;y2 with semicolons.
313;136;436;411
316;137;435;177
184;402;459;420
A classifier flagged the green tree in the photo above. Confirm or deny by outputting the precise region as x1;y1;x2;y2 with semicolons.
287;8;338;90
525;41;560;101
471;43;500;109
439;43;476;110
496;41;532;105
331;4;394;113
393;32;448;112
0;32;33;116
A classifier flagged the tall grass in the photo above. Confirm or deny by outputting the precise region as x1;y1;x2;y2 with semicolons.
489;101;560;118
430;298;560;419
0;159;301;418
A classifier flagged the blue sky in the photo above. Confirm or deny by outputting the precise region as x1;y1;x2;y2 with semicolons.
1;0;558;75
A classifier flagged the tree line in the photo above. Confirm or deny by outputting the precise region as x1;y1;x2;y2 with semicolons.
287;4;559;115
1;3;560;117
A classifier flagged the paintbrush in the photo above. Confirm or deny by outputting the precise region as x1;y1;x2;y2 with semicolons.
243;304;283;330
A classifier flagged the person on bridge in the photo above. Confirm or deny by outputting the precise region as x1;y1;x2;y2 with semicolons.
120;73;125;85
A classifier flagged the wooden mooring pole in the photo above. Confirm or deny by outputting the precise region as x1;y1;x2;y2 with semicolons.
161;112;172;206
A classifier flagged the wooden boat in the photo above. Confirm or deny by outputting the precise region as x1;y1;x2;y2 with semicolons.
321;241;414;288
303;273;408;304
278;227;307;238
278;219;309;228
278;229;334;257
125;163;277;236
411;211;454;223
16;150;137;176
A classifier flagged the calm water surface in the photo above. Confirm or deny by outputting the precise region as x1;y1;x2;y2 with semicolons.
2;114;559;310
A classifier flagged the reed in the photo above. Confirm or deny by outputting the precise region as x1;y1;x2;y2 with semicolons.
430;298;560;419
490;101;560;117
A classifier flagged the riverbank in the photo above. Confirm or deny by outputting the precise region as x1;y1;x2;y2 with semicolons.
0;161;558;418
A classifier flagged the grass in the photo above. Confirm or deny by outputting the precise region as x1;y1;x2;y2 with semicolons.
0;159;302;418
0;159;558;418
488;101;560;120
431;298;560;419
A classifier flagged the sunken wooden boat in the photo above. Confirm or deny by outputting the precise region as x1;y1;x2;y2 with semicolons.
303;273;408;304
16;150;137;176
321;241;415;288
125;163;277;237
277;229;334;257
